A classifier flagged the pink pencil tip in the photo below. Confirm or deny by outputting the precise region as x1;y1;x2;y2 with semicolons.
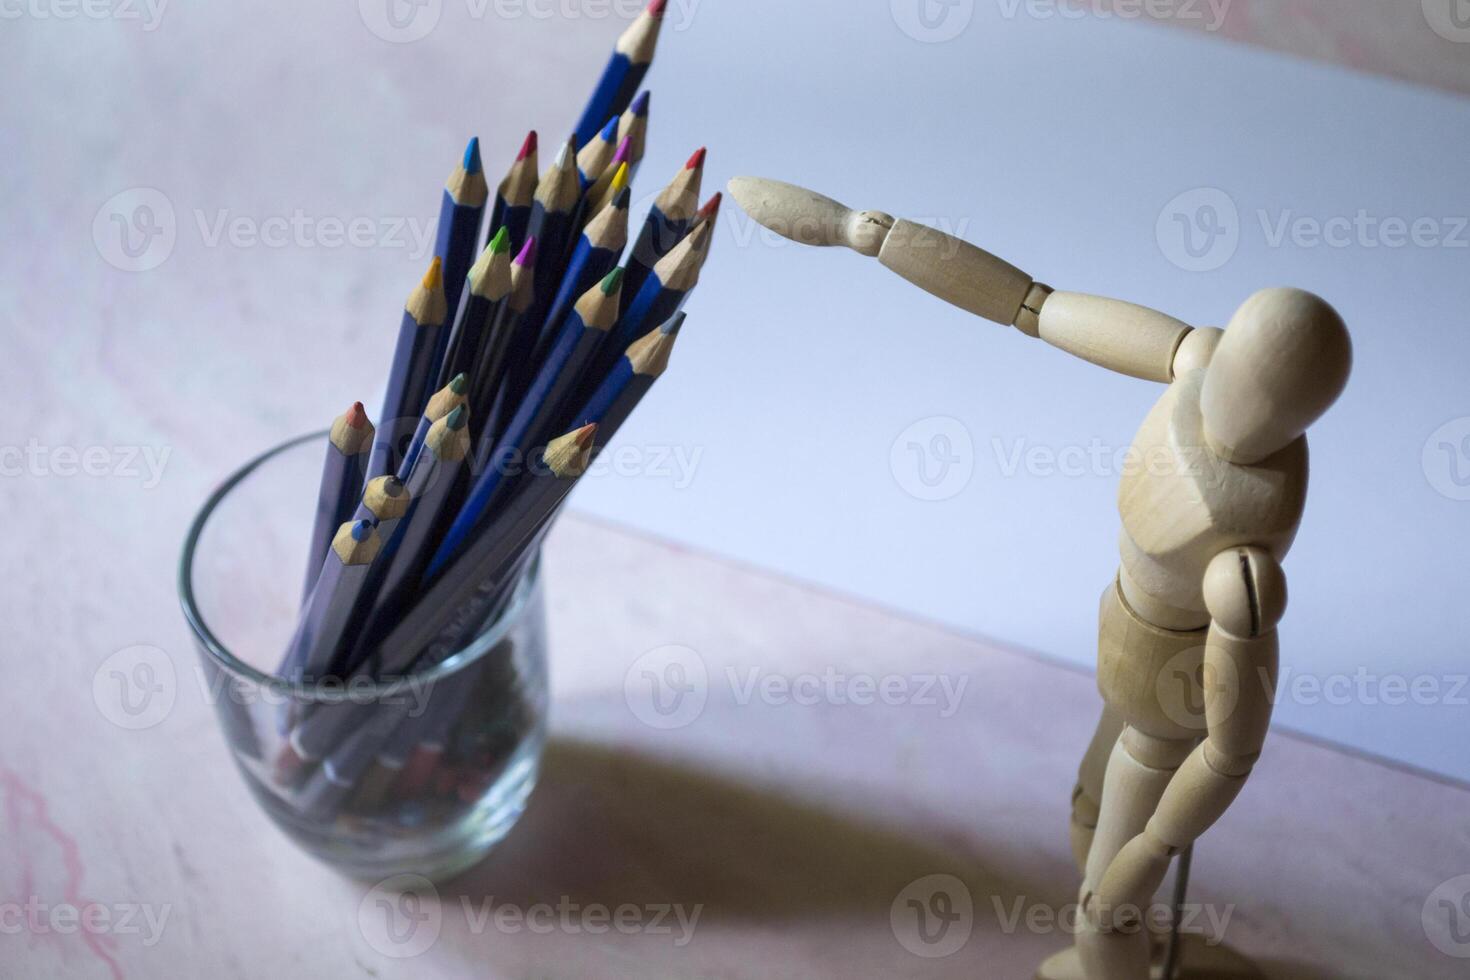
345;402;368;428
685;147;706;170
648;0;667;17
515;236;537;265
611;136;632;163
518;131;538;161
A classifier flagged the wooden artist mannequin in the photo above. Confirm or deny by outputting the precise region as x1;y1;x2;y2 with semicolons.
727;177;1352;980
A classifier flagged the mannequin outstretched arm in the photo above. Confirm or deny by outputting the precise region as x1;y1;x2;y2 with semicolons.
728;176;1200;383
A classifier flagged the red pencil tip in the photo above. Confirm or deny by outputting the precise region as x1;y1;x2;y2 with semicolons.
572;422;598;447
515;236;537;266
697;192;722;220
685;147;707;170
518;130;538;161
345;401;367;428
648;0;667;17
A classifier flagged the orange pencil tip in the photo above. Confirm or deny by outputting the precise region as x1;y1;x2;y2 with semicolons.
422;256;444;290
573;422;598;446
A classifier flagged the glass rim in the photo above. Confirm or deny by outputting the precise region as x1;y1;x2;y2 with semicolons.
177;430;540;703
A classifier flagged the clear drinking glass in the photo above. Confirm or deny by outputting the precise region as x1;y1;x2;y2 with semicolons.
178;432;548;881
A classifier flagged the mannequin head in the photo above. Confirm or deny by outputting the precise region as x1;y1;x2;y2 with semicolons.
1201;288;1352;464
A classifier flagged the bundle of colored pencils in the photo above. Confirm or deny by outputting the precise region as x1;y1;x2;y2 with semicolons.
267;0;717;821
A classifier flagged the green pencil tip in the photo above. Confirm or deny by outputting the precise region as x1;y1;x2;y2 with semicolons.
488;225;510;254
445;405;468;431
600;267;625;295
449;372;468;395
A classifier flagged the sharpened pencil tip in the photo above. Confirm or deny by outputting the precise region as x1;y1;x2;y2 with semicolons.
463;136;482;175
611;136;632;164
445;405;468;431
345;401;368;428
598;116;619;142
554;137;576;170
515;236;537;266
382;476;405;497
350;519;373;542
422;256;444;290
449;372;468;395
518;130;538;161
631;90;651;116
572;422;598;448
686;147;707;170
697;192;722;221
610;161;630;195
660;311;686;336
612;186;632;210
488;225;510;254
601;267;625;295
648;0;667;17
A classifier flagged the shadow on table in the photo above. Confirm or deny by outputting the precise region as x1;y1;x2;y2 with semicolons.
442;736;1060;920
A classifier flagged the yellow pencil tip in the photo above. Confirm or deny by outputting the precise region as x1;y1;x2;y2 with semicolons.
611;162;630;194
422;256;444;290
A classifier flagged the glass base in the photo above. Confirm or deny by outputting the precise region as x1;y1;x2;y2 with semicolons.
238;739;543;882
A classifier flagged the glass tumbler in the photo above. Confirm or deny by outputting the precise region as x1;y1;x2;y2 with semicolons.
179;432;548;881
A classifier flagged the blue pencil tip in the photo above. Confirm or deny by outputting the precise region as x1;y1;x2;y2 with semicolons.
599;116;619;142
660;311;687;336
631;91;650;116
463;136;482;175
351;520;373;541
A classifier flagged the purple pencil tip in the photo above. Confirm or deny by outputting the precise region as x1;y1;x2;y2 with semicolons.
515;236;537;266
631;91;651;116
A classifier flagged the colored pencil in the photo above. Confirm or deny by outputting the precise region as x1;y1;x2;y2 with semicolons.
584;137;632;220
303;402;374;601
575;116;620;190
572;0;666;147
478;236;540;443
486;131;538;253
571;313;682;450
538;179;630;356
434;137;490;336
437;227;513;390
469;269;624;526
279;520;382;684
399;373;469;481
622;147;704;309
594;220;707;387
370;257;449;479
615;90;650;175
298;699;411;821
355;406;473;665
524;137;582;316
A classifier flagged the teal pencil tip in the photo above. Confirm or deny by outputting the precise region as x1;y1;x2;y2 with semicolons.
445;405;468;431
449;372;468;395
463;136;482;175
601;266;625;294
